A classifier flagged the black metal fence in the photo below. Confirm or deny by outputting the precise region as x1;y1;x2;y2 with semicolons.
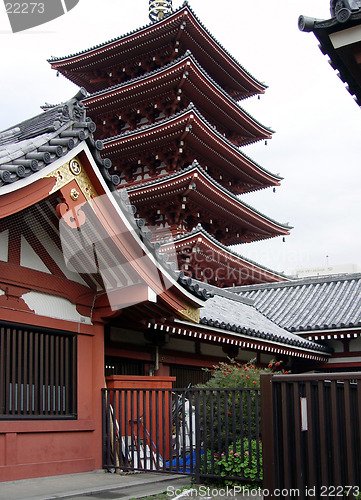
261;373;361;500
102;387;262;483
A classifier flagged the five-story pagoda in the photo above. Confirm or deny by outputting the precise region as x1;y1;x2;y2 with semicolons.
49;0;290;287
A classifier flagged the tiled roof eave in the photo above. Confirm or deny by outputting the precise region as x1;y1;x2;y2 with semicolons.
0;91;119;190
295;326;361;336
312;10;361;31
0;92;214;310
165;319;331;360
299;10;361;105
179;3;266;92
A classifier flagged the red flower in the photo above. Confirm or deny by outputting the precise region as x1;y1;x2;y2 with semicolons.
210;369;215;373
228;411;231;415
245;368;248;371
223;372;228;375
275;362;281;367
285;371;289;374
253;381;257;384
268;363;272;368
246;376;250;380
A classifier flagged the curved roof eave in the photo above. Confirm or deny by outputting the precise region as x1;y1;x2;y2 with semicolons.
128;161;291;234
84;51;274;139
299;10;361;106
162;224;289;281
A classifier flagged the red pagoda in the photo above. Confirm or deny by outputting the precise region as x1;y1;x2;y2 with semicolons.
49;1;290;287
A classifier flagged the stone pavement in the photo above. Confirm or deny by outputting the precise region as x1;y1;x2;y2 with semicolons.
0;471;264;500
0;471;191;500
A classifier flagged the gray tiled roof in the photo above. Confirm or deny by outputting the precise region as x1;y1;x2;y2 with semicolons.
199;293;329;353
0;89;118;188
233;273;361;332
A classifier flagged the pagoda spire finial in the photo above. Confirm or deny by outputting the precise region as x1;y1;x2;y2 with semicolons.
149;0;173;22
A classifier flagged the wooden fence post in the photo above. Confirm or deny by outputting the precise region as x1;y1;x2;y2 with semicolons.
260;373;276;499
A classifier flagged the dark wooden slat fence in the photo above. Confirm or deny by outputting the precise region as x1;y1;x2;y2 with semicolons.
261;373;361;500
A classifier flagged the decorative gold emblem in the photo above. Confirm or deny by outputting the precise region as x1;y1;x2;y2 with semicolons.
179;305;200;323
45;156;97;203
69;159;81;175
70;188;79;201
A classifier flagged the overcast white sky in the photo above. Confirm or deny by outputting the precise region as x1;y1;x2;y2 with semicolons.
0;0;360;276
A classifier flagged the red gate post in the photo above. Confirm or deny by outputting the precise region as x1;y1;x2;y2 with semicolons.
106;375;176;464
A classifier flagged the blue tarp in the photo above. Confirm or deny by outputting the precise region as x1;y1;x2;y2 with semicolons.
166;450;204;473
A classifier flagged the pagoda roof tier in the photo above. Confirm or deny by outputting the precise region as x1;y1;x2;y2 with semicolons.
49;3;266;99
161;224;289;287
84;53;273;146
103;105;282;194
128;162;291;245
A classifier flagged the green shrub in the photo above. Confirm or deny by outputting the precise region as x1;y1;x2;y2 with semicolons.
217;438;262;488
199;358;287;390
197;359;285;453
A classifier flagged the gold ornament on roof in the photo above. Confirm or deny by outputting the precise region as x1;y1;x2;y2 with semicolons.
179;304;200;323
149;0;173;22
69;159;81;175
45;156;97;203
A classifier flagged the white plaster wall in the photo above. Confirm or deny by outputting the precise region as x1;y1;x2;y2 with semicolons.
327;356;361;365
22;291;91;324
40;231;90;286
0;230;9;262
21;235;51;273
22;211;89;286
